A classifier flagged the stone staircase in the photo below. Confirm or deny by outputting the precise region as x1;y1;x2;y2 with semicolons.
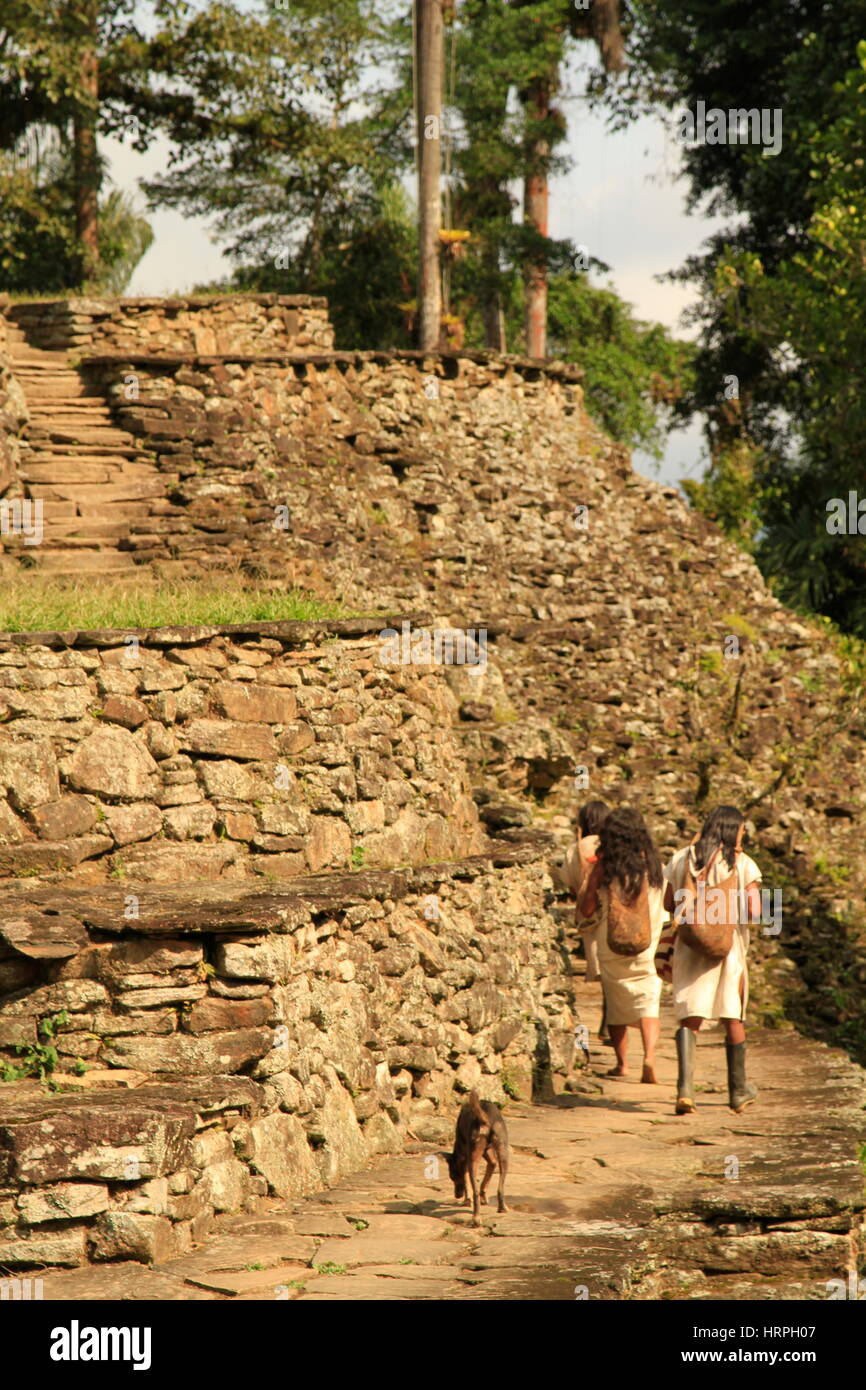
7;323;165;577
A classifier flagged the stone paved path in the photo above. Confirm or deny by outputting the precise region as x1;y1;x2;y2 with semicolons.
36;981;866;1302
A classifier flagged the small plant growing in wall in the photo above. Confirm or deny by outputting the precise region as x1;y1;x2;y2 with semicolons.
1;1010;70;1086
351;844;366;869
500;1070;520;1101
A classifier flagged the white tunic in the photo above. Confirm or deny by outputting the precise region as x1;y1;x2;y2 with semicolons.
595;882;666;1025
664;846;762;1022
562;838;602;982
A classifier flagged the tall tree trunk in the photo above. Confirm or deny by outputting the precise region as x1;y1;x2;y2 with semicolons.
415;0;443;350
590;0;627;74
519;1;627;358
73;1;100;286
483;285;506;352
523;73;551;359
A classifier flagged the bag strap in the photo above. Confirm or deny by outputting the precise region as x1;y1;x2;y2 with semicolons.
695;845;720;885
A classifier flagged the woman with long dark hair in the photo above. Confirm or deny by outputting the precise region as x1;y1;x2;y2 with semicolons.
578;806;666;1082
664;806;763;1115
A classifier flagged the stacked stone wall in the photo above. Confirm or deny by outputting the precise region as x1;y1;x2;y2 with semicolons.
0;294;27;496
0;850;573;1267
7;294;334;356
0;620;483;883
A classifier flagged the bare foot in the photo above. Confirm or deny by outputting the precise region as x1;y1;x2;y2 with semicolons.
641;1063;657;1084
606;1064;627;1077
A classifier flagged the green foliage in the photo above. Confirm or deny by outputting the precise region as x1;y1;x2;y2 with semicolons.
222;183;416;350
445;268;692;454
614;8;866;637
720;613;759;642
687;47;866;636
682;438;763;552
145;1;404;281
0;141;154;294
0;1;169;289
448;0;571;328
500;1070;520;1100
1;1010;70;1084
543;273;694;456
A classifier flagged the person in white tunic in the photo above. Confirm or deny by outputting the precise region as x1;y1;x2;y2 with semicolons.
561;799;609;1008
663;805;763;1115
579;806;667;1083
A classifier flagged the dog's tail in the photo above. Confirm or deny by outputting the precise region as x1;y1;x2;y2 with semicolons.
468;1090;486;1123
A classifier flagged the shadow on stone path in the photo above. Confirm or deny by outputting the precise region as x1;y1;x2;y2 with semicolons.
33;984;866;1303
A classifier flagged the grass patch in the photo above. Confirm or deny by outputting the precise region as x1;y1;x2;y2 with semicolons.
721;612;760;642
0;579;349;633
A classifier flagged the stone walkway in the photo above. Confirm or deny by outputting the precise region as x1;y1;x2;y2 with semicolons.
34;982;866;1302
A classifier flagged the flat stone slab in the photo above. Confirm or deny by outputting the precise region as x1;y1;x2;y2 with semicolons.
312;1236;471;1268
297;1274;461;1301
335;1212;454;1240
291;1213;357;1237
215;1216;299;1238
0;849;543;938
185;1263;311;1296
356;1262;468;1282
156;1234;319;1277
37;1264;218;1301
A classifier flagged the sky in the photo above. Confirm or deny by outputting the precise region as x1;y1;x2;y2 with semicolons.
104;53;728;491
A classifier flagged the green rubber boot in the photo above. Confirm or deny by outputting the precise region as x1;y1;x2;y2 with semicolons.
675;1026;696;1114
726;1040;758;1113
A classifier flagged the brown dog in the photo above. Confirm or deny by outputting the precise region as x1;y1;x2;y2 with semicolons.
444;1091;509;1227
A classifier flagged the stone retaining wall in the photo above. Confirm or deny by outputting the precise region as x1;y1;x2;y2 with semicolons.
7;294;334;356
0;619;484;884
0;851;573;1267
0;295;27;495
72;350;583;582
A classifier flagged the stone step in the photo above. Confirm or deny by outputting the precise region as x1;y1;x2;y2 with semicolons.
26;416;123;429
9;351;70;367
26;479;165;504
76;500;155;519
21;462;159;484
27;398;114;410
30;549;139;573
14;375;86;387
27;415;117;430
35;536;107;550
17;383;92;400
41;519;139;541
22;446;153;462
26;428;140;447
12;366;81;378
